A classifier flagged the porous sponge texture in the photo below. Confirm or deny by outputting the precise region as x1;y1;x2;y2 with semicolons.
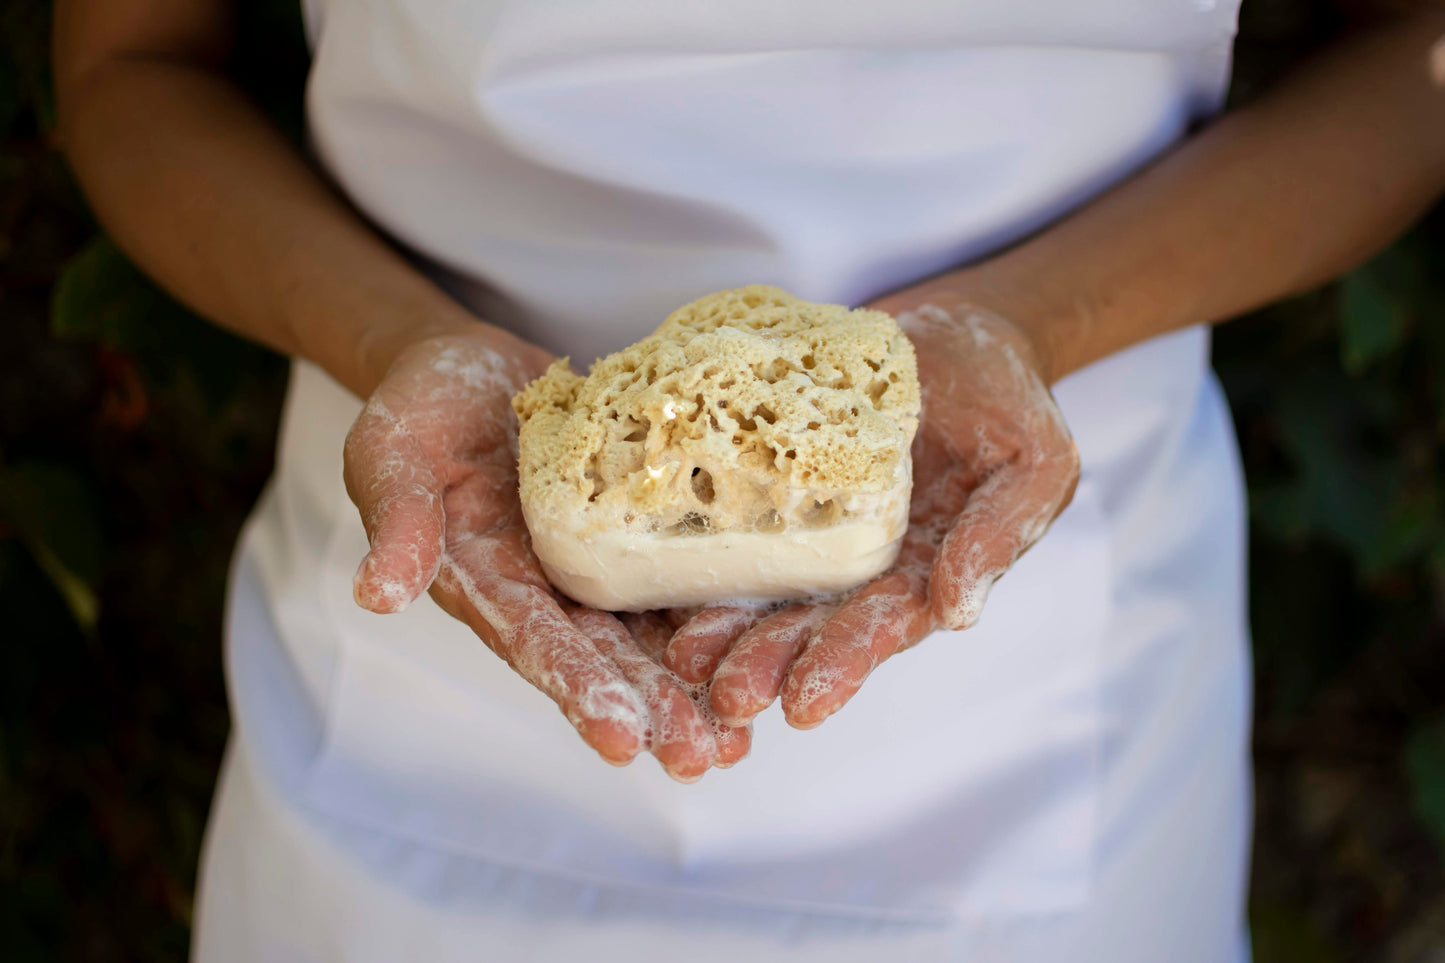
513;286;921;536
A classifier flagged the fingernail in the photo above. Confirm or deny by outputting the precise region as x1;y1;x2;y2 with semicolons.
353;563;416;614
666;766;706;784
785;713;827;731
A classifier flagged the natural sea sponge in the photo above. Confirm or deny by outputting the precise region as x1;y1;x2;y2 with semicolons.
513;286;921;610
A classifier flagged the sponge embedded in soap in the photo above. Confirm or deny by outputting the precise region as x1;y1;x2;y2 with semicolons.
512;286;921;611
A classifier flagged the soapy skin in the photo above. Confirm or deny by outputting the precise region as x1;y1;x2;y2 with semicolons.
343;309;1070;773
344;307;1072;774
667;303;1081;731
344;332;744;781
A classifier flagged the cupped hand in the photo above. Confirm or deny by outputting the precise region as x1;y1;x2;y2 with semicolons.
663;300;1080;730
343;329;749;781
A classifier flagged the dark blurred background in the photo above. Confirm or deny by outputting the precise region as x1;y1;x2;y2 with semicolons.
3;1;1445;960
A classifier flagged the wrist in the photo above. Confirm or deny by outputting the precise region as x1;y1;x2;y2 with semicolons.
302;286;551;399
359;309;556;401
871;268;1079;385
350;304;475;396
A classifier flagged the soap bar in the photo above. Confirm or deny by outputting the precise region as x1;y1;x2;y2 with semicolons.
512;286;921;611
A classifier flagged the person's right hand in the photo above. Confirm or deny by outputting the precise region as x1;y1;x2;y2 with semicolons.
342;329;749;781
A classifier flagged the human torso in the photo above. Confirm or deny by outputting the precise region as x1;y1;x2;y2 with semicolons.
234;0;1244;922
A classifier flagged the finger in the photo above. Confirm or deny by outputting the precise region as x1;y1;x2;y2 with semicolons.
663;607;703;631
433;541;647;765
708;603;833;727
567;606;717;782
343;398;445;614
781;554;934;730
701;695;753;768
930;444;1078;631
679;678;751;768
664;603;771;683
622;611;754;769
621;611;674;662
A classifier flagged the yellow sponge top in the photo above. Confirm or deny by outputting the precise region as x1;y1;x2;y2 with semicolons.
513;286;920;536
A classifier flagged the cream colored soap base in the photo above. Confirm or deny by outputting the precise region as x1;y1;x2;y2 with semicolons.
526;486;910;612
513;286;921;612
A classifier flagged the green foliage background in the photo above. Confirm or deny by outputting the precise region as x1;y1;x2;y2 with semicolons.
2;0;1444;959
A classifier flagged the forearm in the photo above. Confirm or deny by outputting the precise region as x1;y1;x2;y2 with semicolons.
56;49;522;397
898;12;1445;383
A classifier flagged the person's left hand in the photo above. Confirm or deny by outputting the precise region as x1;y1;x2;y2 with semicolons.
660;295;1080;730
